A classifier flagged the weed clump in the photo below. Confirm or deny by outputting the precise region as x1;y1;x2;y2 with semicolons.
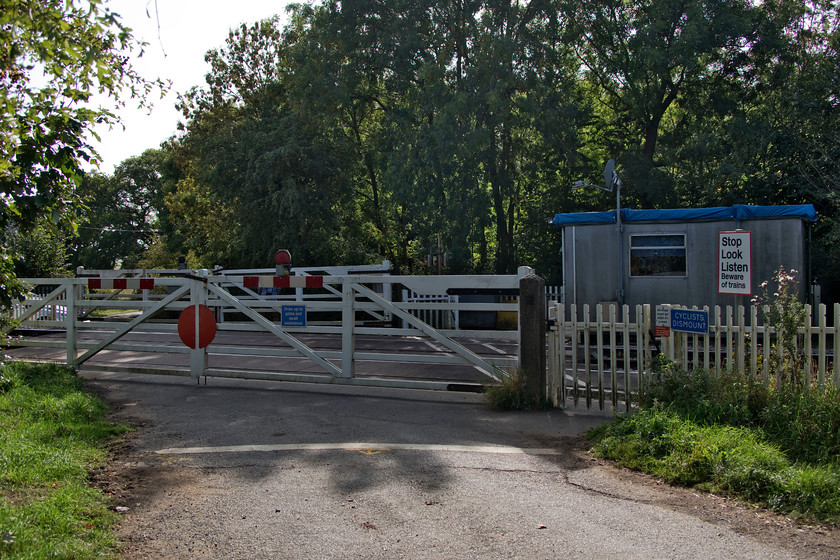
591;267;840;524
484;370;549;411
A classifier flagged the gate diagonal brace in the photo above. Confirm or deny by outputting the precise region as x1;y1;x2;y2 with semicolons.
76;284;191;367
350;283;502;381
207;283;341;377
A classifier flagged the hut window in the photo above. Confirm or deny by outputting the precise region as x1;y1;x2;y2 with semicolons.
630;234;686;277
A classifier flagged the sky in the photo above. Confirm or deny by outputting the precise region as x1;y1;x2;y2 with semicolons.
91;0;294;174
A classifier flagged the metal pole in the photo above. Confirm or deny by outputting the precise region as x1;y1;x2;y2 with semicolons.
189;278;208;382
437;233;442;275
616;180;623;305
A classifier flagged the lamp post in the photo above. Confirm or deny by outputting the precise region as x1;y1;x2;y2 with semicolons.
573;159;624;304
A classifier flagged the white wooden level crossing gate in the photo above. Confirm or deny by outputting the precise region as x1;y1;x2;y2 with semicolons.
7;269;529;391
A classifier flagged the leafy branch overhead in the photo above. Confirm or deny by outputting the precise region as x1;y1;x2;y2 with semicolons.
0;0;166;306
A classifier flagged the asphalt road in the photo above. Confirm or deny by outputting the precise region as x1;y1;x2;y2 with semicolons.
79;370;809;560
9;328;518;385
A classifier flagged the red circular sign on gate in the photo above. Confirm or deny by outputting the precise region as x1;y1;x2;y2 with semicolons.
274;249;291;265
177;304;217;349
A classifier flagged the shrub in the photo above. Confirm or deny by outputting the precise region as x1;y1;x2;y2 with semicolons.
592;355;840;523
759;385;840;464
752;266;808;390
641;368;770;427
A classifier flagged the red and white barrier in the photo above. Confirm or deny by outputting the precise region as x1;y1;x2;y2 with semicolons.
88;278;155;290
243;276;324;289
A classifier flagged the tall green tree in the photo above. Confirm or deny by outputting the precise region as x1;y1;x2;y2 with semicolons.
173;2;588;275
562;0;770;206
70;149;176;270
318;0;585;273
3;220;70;278
175;16;372;268
0;0;164;305
165;0;839;294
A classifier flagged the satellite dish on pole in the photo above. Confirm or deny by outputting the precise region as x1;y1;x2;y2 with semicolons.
604;159;616;192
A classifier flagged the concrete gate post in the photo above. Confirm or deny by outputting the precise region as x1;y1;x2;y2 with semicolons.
519;272;546;403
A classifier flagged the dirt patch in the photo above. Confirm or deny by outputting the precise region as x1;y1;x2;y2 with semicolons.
527;433;840;560
91;421;204;559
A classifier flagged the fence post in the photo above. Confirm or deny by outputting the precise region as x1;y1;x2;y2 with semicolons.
804;304;813;390
818;304;827;387
736;305;745;374
342;280;355;379
547;305;558;407
519;272;546;403
572;305;582;408
750;305;759;374
596;304;605;409
639;304;651;403
834;304;840;387
66;282;77;369
557;303;567;407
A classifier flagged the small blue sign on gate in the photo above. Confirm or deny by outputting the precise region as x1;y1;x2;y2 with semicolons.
282;304;306;327
670;308;709;334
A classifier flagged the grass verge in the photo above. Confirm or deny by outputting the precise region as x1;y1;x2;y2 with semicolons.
590;368;840;525
87;309;140;318
0;362;127;559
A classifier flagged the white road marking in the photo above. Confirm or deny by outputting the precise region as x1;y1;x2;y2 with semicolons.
469;339;512;356
404;335;448;352
481;342;508;354
422;340;447;352
156;442;559;456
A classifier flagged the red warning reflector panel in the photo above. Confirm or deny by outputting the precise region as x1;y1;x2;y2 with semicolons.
88;278;155;290
244;276;323;289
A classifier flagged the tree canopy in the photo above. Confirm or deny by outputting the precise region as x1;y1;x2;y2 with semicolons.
0;0;163;306
43;0;840;301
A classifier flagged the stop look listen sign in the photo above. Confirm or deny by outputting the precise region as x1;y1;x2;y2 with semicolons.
719;230;751;295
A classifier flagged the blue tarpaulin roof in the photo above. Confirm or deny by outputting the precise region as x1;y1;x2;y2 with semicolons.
549;211;616;225
551;204;818;227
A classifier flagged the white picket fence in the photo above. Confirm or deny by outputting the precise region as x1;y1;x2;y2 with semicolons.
548;303;652;412
12;295;68;322
549;303;840;412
